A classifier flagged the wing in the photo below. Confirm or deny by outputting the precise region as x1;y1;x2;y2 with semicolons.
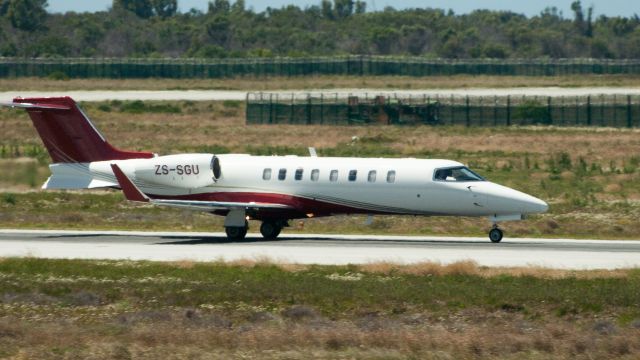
110;164;293;211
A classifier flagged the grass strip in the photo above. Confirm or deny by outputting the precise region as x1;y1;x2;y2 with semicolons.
0;258;639;358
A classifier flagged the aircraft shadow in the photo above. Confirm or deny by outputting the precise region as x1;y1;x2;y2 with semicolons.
41;234;118;239
34;233;530;247
155;235;337;245
153;236;511;247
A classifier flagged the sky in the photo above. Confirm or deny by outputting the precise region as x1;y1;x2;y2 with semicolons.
47;0;640;18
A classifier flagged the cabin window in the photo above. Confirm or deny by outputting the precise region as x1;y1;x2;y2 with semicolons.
278;168;287;181
434;166;484;182
262;168;271;180
330;170;338;182
386;170;396;183
295;168;304;181
368;170;377;182
348;170;357;182
311;169;319;181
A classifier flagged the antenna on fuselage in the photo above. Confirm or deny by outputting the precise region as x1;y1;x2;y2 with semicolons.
308;147;317;157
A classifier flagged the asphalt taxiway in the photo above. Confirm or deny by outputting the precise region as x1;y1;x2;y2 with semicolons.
0;229;639;269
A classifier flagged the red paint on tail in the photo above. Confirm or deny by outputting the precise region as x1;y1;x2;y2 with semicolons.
13;97;153;163
110;164;149;202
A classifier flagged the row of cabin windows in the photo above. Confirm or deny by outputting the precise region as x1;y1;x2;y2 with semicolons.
263;168;396;183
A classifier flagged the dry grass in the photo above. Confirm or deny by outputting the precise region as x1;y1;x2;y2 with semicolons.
0;310;639;359
4;74;640;91
1;258;639;358
359;260;633;279
192;258;634;279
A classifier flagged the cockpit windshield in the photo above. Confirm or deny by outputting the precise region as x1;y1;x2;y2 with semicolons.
434;166;485;182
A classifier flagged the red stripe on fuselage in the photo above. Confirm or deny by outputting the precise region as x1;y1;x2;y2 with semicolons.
149;191;393;219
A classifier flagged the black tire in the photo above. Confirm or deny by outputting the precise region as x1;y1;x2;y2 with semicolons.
260;221;282;240
225;225;247;241
489;228;503;243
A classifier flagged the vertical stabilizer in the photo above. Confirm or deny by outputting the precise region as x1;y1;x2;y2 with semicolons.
10;96;153;163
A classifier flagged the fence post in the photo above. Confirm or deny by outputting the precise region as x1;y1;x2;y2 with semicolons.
600;95;605;126
320;93;324;125
306;95;312;125
450;94;454;125
506;95;511;126
560;96;565;126
258;93;263;124
628;95;632;128
587;95;592;126
269;93;273;124
465;95;470;127
478;96;483;126
494;96;498;126
547;96;552;125
613;95;617;126
290;93;294;124
335;93;339;124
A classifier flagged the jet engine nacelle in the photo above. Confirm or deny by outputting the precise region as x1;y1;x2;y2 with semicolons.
133;153;220;189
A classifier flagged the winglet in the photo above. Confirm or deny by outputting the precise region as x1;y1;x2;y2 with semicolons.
110;164;149;202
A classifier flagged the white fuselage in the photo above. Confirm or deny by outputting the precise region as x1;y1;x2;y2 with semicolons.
45;153;548;219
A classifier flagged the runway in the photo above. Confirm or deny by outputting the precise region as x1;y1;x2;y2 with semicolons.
1;229;639;269
3;87;640;103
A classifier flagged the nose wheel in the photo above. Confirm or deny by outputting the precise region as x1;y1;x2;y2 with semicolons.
489;226;503;243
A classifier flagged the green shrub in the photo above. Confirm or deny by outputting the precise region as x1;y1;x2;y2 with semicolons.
2;193;16;205
97;104;112;112
47;71;69;81
119;101;181;114
515;100;550;125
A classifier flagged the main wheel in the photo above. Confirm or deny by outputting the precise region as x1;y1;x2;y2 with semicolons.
260;221;282;240
489;228;503;243
225;225;248;241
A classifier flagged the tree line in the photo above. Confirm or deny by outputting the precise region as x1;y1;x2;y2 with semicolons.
1;0;639;59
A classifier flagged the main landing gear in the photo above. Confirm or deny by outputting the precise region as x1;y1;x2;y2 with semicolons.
260;221;282;240
225;221;248;241
489;225;503;243
223;208;287;241
223;221;284;241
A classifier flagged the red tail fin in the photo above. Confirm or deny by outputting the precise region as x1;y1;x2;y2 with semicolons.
12;96;153;163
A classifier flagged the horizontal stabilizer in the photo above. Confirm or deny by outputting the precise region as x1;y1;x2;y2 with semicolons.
43;176;116;190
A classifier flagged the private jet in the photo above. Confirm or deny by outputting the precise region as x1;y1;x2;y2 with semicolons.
2;96;548;242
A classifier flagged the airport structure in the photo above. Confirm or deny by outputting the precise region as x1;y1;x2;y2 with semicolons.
246;92;640;127
3;57;640;78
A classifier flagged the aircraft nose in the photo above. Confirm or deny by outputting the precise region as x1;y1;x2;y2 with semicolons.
481;183;549;215
524;196;549;214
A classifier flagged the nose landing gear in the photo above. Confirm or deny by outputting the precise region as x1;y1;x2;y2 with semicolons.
489;225;503;243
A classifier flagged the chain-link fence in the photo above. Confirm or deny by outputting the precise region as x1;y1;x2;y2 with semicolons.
2;57;640;78
246;93;640;127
